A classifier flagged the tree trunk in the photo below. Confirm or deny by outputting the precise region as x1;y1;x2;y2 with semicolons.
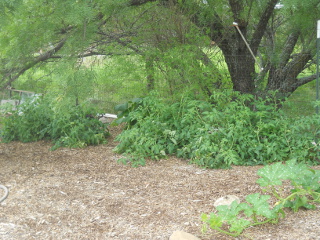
146;56;155;91
218;27;257;94
267;52;313;95
223;52;256;94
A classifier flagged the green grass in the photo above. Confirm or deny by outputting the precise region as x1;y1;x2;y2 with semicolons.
283;80;317;117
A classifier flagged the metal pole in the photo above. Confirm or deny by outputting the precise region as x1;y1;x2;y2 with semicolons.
233;22;264;71
315;21;320;152
317;20;320;114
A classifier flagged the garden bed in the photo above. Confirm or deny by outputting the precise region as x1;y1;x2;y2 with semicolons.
0;129;319;239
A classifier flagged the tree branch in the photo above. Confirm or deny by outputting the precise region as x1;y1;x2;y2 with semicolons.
280;74;317;94
283;52;312;79
129;0;157;6
278;31;300;69
228;0;244;24
1;39;67;88
250;0;278;54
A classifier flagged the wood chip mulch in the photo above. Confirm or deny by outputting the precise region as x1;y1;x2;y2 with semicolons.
0;128;319;240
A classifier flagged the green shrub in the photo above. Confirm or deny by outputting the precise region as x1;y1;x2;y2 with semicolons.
114;91;320;168
48;105;109;150
1;97;110;149
114;97;143;127
1;97;53;142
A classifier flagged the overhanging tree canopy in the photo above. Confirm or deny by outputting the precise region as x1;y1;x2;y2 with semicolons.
0;0;319;99
159;0;320;96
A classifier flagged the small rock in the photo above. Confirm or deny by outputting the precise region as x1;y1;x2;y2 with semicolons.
98;117;108;124
169;230;201;240
98;113;117;124
214;195;240;208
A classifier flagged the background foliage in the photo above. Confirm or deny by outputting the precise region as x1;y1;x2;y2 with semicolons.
0;0;320;163
115;91;320;168
1;96;109;150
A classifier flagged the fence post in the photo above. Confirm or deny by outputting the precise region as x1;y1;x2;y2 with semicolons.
317;20;320;114
316;20;320;153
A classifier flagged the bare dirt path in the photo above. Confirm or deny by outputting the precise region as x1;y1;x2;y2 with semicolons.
0;132;319;240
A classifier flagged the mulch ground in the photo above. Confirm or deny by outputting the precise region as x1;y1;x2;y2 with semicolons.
0;128;319;240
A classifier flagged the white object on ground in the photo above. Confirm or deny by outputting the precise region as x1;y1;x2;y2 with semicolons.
169;231;201;240
0;185;9;203
214;195;240;208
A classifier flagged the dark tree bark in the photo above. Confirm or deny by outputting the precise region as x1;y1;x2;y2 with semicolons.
176;0;280;94
215;0;279;94
264;24;315;98
223;52;256;94
129;0;157;6
1;39;67;89
3;0;317;99
268;51;313;93
146;56;155;91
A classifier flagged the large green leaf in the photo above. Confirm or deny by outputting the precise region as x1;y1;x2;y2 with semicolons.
245;193;276;219
256;162;291;186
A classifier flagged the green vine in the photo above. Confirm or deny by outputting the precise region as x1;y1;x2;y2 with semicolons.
201;160;320;237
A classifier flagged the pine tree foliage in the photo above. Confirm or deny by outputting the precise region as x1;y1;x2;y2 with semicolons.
0;0;319;100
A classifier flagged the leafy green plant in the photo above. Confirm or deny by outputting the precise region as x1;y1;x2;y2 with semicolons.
201;194;280;237
48;105;109;150
1;96;110;149
256;159;320;212
1;97;53;142
114;97;143;127
201;160;320;237
114;90;320;168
